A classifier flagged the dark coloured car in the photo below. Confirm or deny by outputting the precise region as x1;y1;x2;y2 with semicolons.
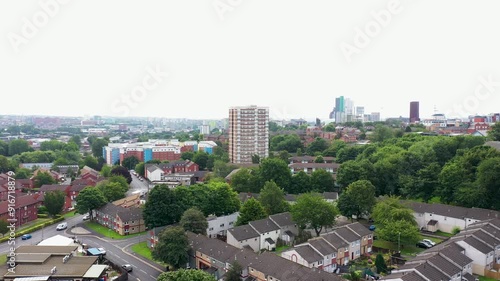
369;225;376;231
416;241;432;249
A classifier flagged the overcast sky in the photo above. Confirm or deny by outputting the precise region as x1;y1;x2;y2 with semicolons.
2;0;500;121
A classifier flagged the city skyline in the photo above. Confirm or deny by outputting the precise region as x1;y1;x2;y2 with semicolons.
2;1;500;121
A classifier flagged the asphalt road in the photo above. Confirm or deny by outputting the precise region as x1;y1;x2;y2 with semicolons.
127;172;150;197
1;214;163;281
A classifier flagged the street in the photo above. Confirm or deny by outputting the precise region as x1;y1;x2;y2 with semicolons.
127;171;151;197
0;213;163;281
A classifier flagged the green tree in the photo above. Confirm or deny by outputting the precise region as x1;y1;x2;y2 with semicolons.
14;168;30;179
157;269;216;281
193;152;209;170
33;171;56;188
99;182;126;202
83;155;99;170
40;140;66;151
91;138;108;158
310;169;335;192
278;151;290;163
122;156;140;170
336;160;375;189
0;155;9;173
100;165;111;177
224;262;242;281
259;158;292;192
337;180;376;220
135;162;145;177
204;181;241;216
290;171;311;194
291;193;338;236
370;125;394;143
377;220;420;245
152;227;189;269
371;196;416;227
69;135;81;148
181;151;194;160
314;155;324;163
251;154;261;164
0;220;8;237
488;122;500;141
75;187;107;216
296;148;303;156
476;157;500;209
235;198;267;226
375;253;387;274
8;139;31;156
306;138;329;156
44;190;66;217
144;185;183;228
258;181;288;215
0;140;8;156
230;168;260;193
180;208;208;235
110;165;132;183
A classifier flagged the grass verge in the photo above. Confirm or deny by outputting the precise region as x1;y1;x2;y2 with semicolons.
434;230;454;237
0;254;6;264
479;276;498;281
84;221;145;240
131;242;169;267
63;211;77;218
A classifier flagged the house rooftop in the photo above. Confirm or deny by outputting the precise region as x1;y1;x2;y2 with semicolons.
227;224;259;241
249;218;280;234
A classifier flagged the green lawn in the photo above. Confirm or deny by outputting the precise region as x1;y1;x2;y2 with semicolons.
131;242;169;267
275;245;291;254
84;222;145;239
16;218;52;232
63;211;77;218
373;236;443;257
479;276;498;281
0;254;6;264
434;230;454;237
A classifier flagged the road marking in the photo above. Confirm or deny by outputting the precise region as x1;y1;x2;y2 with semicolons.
150;275;156;279
140;269;147;274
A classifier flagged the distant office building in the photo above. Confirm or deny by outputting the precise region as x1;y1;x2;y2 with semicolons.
410;101;420;123
229;105;269;164
355;106;364;116
199;125;210;135
329;96;347;123
370;112;381;122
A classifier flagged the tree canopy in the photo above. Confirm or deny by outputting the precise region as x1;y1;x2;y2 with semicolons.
152;227;189;269
157;269;216;281
291;193;338;236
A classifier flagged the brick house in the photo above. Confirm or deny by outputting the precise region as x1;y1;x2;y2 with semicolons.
0;194;43;227
39;184;72;211
93;195;145;235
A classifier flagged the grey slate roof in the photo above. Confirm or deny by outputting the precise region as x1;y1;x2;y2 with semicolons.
414;262;448;281
345;222;372;237
439;243;472;267
321;232;348;250
96;203;143;223
463;236;492;254
308;238;336;256
269;212;295;228
427;254;460;277
405;201;500;221
294;245;323;263
249;218;280;234
401;271;427;281
228;224;259;241
334;226;360;242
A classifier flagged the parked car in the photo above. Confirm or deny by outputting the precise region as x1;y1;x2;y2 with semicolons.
422;239;436;246
83;214;90;220
56;222;68;231
122;264;133;272
369;225;376;231
97;247;106;255
21;234;32;240
416;241;432;249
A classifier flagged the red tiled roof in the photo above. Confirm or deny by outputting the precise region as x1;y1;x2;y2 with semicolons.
0;194;42;215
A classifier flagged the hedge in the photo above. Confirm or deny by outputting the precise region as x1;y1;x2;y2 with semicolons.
0;216;65;243
37;214;48;218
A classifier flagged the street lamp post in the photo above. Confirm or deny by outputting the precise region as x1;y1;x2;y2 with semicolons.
398;232;401;253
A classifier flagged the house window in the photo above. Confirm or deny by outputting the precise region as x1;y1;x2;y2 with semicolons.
255;238;257;241
229;222;233;225
319;260;323;265
209;227;214;231
220;223;224;227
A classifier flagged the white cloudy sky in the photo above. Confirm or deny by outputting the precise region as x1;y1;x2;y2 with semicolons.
2;0;500;121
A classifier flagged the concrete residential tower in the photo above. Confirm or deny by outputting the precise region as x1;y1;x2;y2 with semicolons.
229;105;269;164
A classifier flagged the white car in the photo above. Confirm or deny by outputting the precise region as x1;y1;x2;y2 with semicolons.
422;239;436;246
97;247;106;255
56;222;68;231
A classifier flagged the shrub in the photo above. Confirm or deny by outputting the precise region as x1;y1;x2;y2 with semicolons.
452;227;461;235
38;214;48;218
